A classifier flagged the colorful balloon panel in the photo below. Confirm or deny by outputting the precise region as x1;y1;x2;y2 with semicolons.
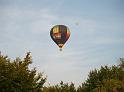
50;25;70;50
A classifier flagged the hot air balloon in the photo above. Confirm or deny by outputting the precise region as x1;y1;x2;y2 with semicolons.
50;25;70;51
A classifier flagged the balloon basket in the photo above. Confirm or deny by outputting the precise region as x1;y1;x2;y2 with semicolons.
59;48;62;51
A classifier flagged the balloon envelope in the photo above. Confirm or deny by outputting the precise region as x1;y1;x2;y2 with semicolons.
50;25;70;50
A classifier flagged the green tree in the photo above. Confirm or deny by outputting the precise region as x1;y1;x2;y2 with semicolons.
77;83;86;92
0;52;46;92
82;58;124;92
93;79;124;92
43;81;76;92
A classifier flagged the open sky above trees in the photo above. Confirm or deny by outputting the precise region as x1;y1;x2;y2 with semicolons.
0;0;124;86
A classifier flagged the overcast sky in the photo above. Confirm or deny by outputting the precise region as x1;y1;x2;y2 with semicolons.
0;0;124;86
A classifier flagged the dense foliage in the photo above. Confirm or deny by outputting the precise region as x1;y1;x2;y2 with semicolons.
83;61;124;92
0;52;124;92
43;81;76;92
0;52;46;92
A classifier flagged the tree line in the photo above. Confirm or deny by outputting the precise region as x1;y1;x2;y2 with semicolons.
0;52;124;92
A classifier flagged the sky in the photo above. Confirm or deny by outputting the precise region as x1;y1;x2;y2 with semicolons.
0;0;124;86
